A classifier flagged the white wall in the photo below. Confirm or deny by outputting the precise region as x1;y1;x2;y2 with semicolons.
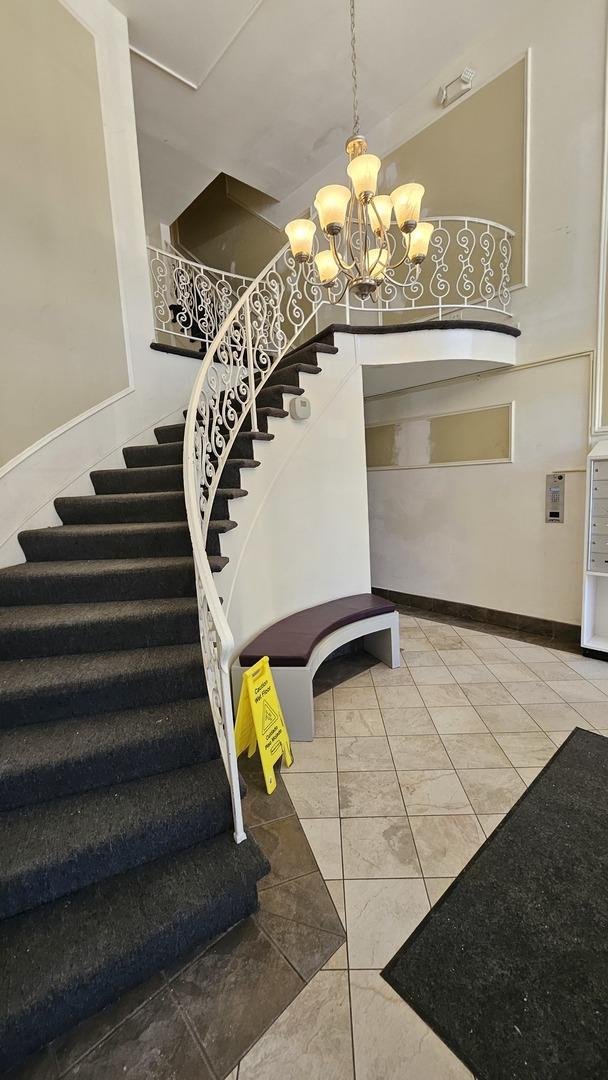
220;338;371;653
0;0;200;566
365;354;590;625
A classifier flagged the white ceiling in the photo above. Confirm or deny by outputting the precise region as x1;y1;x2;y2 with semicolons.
112;0;521;228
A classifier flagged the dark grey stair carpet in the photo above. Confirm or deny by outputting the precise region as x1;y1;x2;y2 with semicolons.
90;462;183;494
19;521;192;561
0;557;196;605
0;758;236;918
123;441;183;468
0;831;269;1071
0;698;217;810
0;597;199;658
382;728;608;1080
0;643;206;726
55;490;186;524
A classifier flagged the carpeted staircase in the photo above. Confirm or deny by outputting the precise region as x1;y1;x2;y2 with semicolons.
0;339;333;1072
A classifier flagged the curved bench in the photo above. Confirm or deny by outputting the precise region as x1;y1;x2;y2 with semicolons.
231;593;400;741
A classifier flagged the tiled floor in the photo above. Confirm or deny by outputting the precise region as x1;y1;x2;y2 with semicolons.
16;612;608;1079
230;612;608;1079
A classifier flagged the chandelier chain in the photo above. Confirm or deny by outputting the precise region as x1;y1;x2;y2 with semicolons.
349;0;360;136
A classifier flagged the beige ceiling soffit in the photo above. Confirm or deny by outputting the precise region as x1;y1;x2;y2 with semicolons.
129;0;266;92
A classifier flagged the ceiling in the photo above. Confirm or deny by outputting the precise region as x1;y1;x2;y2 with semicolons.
112;0;521;229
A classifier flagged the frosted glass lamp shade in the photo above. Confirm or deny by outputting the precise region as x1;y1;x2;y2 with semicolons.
284;218;316;260
391;183;425;232
347;153;381;201
367;246;389;280
409;221;434;263
370;195;392;235
314;185;351;234
314;248;339;285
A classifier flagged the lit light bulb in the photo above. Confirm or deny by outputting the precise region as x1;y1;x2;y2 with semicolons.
347;153;381;202
284;218;316;260
314;185;351;234
391;183;425;233
370;195;392;236
408;221;434;263
314;248;340;285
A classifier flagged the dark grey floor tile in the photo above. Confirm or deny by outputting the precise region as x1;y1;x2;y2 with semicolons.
254;910;344;981
251;814;317;890
239;753;295;827
258;870;344;935
51;972;165;1075
171;918;303;1078
6;1046;59;1080
62;991;212;1079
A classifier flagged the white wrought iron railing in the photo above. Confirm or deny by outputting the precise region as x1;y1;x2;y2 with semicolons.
160;215;515;843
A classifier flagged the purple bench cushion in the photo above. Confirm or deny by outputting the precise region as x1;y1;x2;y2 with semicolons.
239;593;396;668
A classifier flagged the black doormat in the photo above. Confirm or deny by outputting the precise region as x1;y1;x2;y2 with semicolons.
382;728;608;1080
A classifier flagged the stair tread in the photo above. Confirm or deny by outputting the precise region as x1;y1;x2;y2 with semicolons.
235;430;274;442
0;831;268;1071
0;698;216;809
91;463;183;494
55;491;186;524
0;758;233;918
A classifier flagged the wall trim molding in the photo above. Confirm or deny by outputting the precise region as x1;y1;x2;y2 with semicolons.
593;14;608;434
372;587;581;644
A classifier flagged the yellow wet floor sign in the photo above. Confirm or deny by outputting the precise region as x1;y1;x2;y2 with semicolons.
234;656;293;794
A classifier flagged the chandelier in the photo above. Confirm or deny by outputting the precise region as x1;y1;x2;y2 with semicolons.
284;0;433;302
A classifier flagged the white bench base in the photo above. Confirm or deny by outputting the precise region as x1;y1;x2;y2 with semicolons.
231;610;400;742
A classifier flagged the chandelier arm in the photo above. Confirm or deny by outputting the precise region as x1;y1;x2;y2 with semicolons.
344;192;359;270
386;230;413;272
329;231;356;275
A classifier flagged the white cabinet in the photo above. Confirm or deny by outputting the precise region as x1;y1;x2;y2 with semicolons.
582;439;608;655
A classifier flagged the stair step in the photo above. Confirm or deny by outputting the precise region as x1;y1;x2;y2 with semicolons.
266;362;321;389
257;383;304;408
123;441;183;468
0;831;268;1071
219;458;260;488
91;463;183;495
241;406;288;433
55;491;186;525
0;698;218;811
155;422;185;444
0;597;199;659
231;430;274;460
0;758;236;919
0;557;197;606
0;643;206;728
283;341;338;362
205;518;238;558
19;522;192;561
212;487;247;519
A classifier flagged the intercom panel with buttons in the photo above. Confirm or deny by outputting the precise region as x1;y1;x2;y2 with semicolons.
545;472;565;524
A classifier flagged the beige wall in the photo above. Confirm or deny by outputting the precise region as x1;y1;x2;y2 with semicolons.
0;0;128;467
176;174;282;278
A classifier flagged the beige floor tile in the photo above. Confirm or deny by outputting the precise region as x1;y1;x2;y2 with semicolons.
523;702;591;731
338;771;406;818
546;681;608;703
381;707;435;736
495;732;557;767
333;687;379;710
341;817;421;878
404;650;445;667
419;684;468;707
459;631;501;646
283;772;339;818
436;648;482;665
547;647;581;661
441;733;511;768
400;636;435;651
476;704;540;733
591;680;608;694
429;706;488;733
399;615;420;627
389;734;453;770
314;710;335;737
517;766;543;784
409;815;485;876
412;666;456;685
501;681;563;704
323;942;348;969
350;970;472;1080
300;818;342;879
375;684;425;708
485;661;536;682
314;689;333;709
507;644;555;661
447;665;498;684
370;664;414;685
290;737;337;773
326;879;345;927
458;767;525;813
470;647;514;662
563;658;608;678
478;813;505;837
345;878;429;968
525;661;583;681
572;700;608;726
398;769;472;816
463;683;516;706
334;709;384;737
238;970;353;1080
425;877;454;904
336;735;394;771
548;730;570;746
